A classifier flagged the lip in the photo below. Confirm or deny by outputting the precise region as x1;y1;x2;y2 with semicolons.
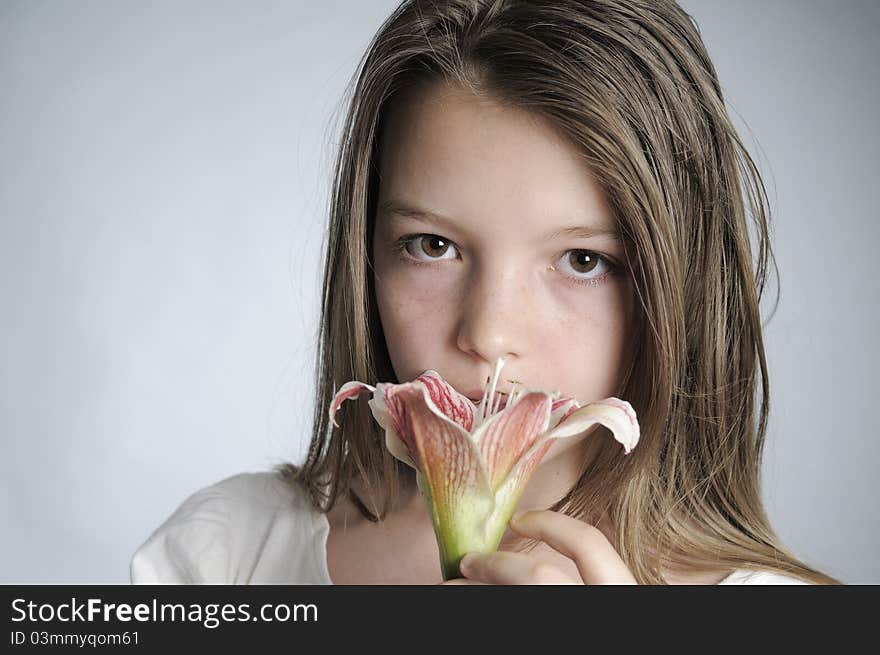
459;390;486;402
460;389;509;403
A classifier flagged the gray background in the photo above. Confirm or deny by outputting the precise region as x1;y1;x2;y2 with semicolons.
1;0;876;584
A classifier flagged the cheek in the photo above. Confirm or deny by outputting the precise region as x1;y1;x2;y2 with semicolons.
373;266;457;377
374;238;452;313
375;266;458;325
547;285;633;400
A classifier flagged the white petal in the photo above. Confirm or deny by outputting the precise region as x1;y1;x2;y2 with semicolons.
543;398;640;454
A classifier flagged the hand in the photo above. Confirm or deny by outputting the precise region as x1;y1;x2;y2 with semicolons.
440;510;638;585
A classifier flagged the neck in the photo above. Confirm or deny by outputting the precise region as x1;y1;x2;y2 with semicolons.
495;431;614;550
350;429;609;540
515;431;602;513
347;438;734;584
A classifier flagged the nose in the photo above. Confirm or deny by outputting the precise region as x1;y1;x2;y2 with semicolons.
455;262;528;365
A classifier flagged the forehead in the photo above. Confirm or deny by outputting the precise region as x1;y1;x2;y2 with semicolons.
376;82;616;234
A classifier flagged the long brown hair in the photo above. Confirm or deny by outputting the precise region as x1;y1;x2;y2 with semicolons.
275;0;839;584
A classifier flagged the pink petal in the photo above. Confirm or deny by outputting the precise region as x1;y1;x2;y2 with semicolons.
549;397;580;427
475;392;553;491
413;370;477;432
381;381;491;514
493;397;641;513
328;380;376;428
498;439;554;503
366;384;415;469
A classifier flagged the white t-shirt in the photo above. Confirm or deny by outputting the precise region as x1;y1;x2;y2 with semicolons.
129;471;811;585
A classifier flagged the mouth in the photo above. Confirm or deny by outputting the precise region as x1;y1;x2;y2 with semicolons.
461;389;509;404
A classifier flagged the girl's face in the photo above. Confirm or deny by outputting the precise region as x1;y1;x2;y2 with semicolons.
372;82;636;465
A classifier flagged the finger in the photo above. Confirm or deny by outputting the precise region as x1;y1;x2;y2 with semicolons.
460;550;580;585
510;511;637;585
440;579;486;585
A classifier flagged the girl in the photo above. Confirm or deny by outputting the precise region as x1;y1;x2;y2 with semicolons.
131;0;839;585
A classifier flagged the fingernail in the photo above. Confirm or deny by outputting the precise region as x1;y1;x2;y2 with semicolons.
511;512;525;524
460;553;474;573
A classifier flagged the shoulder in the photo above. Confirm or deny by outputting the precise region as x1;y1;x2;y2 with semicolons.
206;470;318;517
718;568;814;585
130;471;328;584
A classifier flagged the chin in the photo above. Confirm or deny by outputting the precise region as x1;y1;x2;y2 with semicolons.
543;429;592;462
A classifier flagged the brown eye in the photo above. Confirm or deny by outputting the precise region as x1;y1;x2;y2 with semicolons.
567;251;599;274
555;249;617;285
401;234;457;261
419;235;450;258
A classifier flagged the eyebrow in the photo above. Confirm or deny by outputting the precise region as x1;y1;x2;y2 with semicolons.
378;200;622;243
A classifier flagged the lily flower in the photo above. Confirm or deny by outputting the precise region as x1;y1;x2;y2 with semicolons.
328;357;640;580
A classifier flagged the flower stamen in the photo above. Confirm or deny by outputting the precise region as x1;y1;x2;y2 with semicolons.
483;357;506;421
507;379;523;406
